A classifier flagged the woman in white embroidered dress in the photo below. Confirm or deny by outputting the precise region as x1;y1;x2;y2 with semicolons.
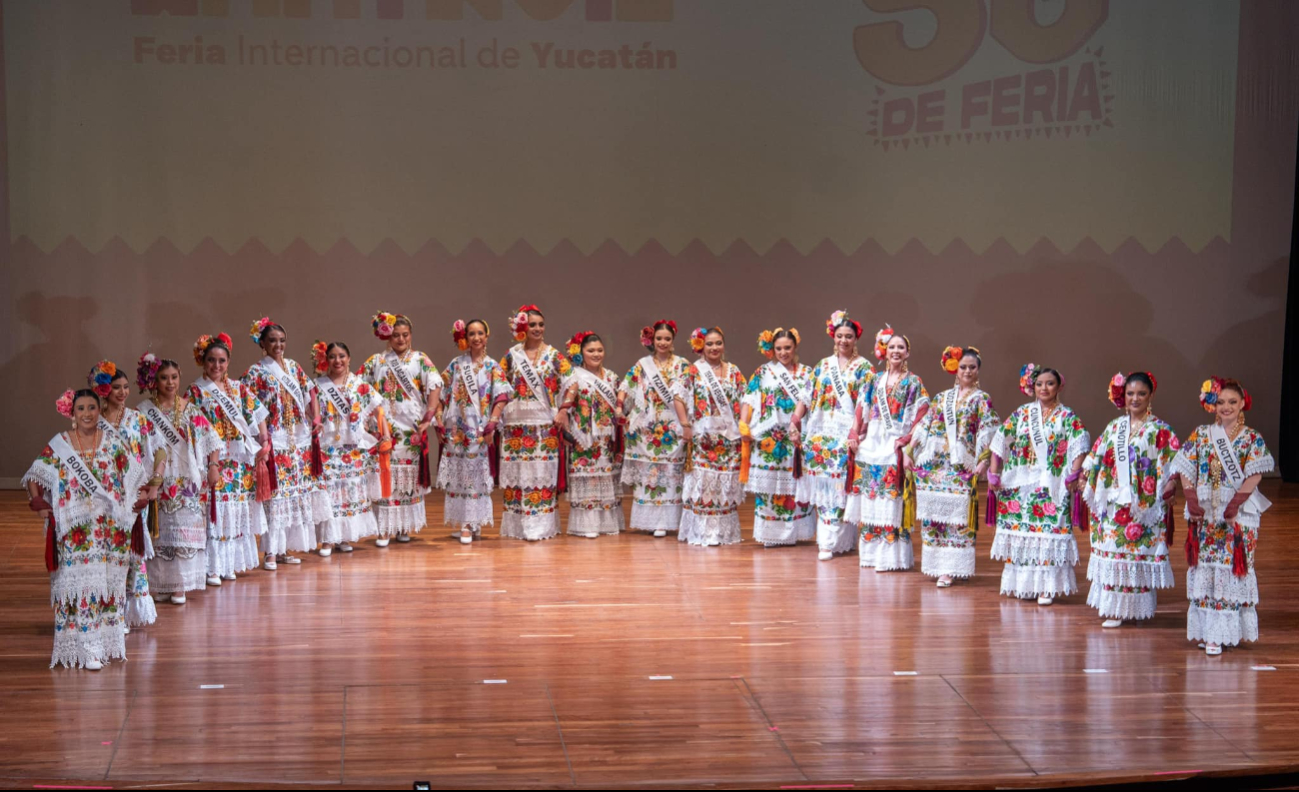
313;341;385;555
907;346;998;587
24;389;149;669
498;305;571;541
792;311;873;561
673;327;747;547
557;332;624;537
244;318;331;567
1081;371;1179;628
1172;377;1272;656
742;328;815;547
360;312;443;546
988;365;1091;606
141;358;223;603
187;333;269;583
846;327;929;572
618;320;689;538
438;320;508;544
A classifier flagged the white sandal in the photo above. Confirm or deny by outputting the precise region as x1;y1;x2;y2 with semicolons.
318;547;333;557
1037;597;1054;606
817;551;833;561
206;575;222;587
460;532;473;545
375;537;390;547
277;554;302;565
653;529;667;538
937;576;953;588
170;594;186;605
1206;644;1223;656
263;556;278;571
1102;619;1123;629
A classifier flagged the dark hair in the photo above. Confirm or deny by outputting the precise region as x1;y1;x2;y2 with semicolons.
326;342;351;358
204;340;231;362
773;329;799;347
960;349;982;368
653;321;676;337
832;320;862;339
705;328;725;340
1124;372;1154;393
72;388;101;407
156;358;181;377
393;316;413;330
581;333;604;349
1034;367;1063;387
1219;378;1246;399
258;323;288;345
466;319;489;335
110;370;129;384
526;309;545;320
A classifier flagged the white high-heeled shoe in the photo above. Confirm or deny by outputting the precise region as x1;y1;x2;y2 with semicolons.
817;551;833;561
1037;597;1054;606
653;530;667;538
1102;619;1123;629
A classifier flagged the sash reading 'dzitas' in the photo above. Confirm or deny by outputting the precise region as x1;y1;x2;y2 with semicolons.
317;377;351;419
51;434;116;509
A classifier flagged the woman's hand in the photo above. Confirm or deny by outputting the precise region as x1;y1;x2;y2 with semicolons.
146;484;160;502
208;465;222;488
682;425;694;443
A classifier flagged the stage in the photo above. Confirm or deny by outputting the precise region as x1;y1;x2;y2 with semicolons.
1;483;1297;790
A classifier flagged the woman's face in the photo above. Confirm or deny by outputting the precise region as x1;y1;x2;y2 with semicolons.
1125;381;1151;418
1215;388;1243;425
654;328;675;357
328;346;350;376
774;337;797;366
156;366;180;398
74;395;100;430
389;324;412;354
261;327;286;359
204;347;229;382
583;340;605;369
834;326;857;357
527;313;546;343
467;322;488;353
887;336;909;367
957;355;979;387
704;332;725;363
1035;372;1060;403
109;377;130;408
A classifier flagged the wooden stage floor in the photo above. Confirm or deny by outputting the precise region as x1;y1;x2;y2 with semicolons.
1;483;1298;790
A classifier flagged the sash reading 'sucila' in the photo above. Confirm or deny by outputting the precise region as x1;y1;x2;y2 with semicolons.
456;357;486;424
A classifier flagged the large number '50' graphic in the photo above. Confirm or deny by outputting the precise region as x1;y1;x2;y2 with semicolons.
854;0;1108;86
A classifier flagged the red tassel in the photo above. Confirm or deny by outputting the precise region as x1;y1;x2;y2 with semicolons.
844;457;857;495
255;461;273;503
793;445;803;479
1185;521;1200;568
310;432;324;478
418;431;432;490
488;431;501;487
557;430;569;495
31;495;56;572
985;487;998;526
1232;525;1248;577
1163;506;1175;546
265;435;279;494
614;423;625;459
131;511;146;557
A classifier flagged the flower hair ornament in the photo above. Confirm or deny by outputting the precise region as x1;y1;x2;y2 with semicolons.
826;310;863;339
1109;371;1158;410
511;304;541;342
757;329;776;359
249;316;275;345
452;320;470;351
311;341;329;375
137;353;162;393
689;326;722;355
874;324;895;361
940;346;963;374
1200;376;1251;413
372;311;399;341
56;389;76;419
87;360;118;398
1018;363;1040;397
567;331;597;365
193;332;234;366
641;320;677;350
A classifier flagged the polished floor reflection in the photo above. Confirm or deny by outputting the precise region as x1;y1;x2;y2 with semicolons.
1;483;1295;788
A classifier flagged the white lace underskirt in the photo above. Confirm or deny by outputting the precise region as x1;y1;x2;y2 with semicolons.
146;550;208;594
125;565;158;627
207;533;261;577
798;470;849;514
816;516;857;554
682;468;744;507
500;510;559;541
319;509;379;545
51;622;126;670
1186;564;1259;606
443;492;495;530
753;513;815;546
262;489;331;553
568;504;624;535
843;493;904;529
1086;553;1175;592
212;496;267;539
678;508;740;546
1087;585;1158;621
921;544;976;579
915;489;972;527
438;453;493;496
859;535;914;570
629;501;682;532
999;561;1079;598
373;499;429;537
990;530;1079;567
1187;602;1259;647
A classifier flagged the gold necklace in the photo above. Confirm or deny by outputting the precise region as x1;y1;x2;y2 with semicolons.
73;427;102;462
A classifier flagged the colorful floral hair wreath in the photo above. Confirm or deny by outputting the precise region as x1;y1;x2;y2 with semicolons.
86;360;118;398
1200;376;1251;413
940;346;964;374
1108;371;1158;410
372;311;399;341
873;324;895;360
311;340;329;375
249;316;275;345
137;353;162;393
757;328;801;360
826;310;863;339
641;319;678;350
689;326;723;355
1019;363;1065;396
56;388;76;419
511;304;541;342
567;331;598;365
193;332;234;366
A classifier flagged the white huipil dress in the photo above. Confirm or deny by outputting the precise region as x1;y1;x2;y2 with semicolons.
676;361;747;547
143;401;222;594
437;354;509;534
989;403;1091;598
499;344;571;541
100;407;157;627
797;356;874;555
845;371;929;571
563;366;625;536
743;361;815;546
360;349;442;537
619;355;689;534
315;373;384;545
187;377;268;577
